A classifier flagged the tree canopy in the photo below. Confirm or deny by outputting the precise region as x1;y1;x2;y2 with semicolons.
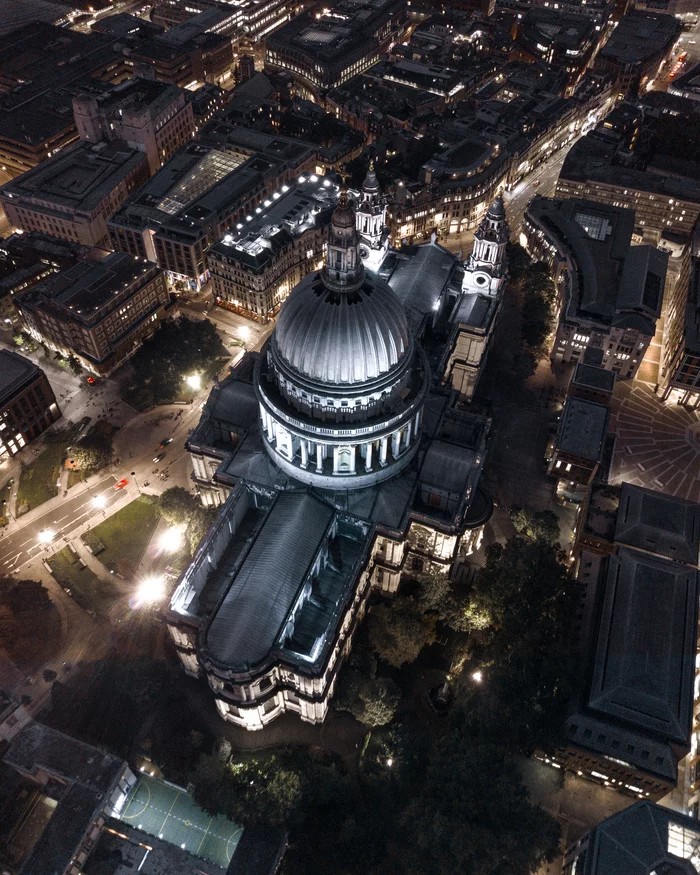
123;317;222;408
70;431;112;472
366;596;436;668
402;735;561;875
334;666;401;727
157;487;216;554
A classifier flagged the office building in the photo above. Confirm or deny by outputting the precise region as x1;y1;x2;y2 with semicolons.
127;23;234;89
16;253;170;376
0;351;60;461
152;0;291;41
669;62;700;103
443;196;509;401
108;128;317;290
563;802;700;875
515;9;600;92
594;10;681;93
0;23;129;177
0;140;150;249
265;0;407;94
557;124;700;240
72;78;196;175
523;196;668;379
0;232;91;329
209;174;337;324
167;199;493;730
552;483;700;800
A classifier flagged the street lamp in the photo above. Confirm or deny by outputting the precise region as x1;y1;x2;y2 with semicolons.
472;670;483;683
135;574;165;606
185;374;201;390
238;325;250;343
130;472;141;495
158;524;185;554
38;529;55;544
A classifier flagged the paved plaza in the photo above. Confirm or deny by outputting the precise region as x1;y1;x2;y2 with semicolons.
609;381;700;502
119;775;242;868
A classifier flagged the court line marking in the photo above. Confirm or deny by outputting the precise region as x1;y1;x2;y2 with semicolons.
122;781;151;820
197;817;213;855
158;790;180;835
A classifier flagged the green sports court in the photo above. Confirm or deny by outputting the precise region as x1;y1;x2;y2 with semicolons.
119;774;243;868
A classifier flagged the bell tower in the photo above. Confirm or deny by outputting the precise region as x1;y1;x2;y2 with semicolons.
355;161;389;272
462;195;509;297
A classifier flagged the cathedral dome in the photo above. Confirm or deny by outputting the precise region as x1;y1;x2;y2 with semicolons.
273;270;410;386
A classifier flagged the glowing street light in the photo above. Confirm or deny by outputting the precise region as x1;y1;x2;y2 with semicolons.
386;758;393;768
38;529;55;544
135;575;165;606
92;495;106;510
238;325;250;342
158;524;185;554
185;374;201;390
472;670;483;683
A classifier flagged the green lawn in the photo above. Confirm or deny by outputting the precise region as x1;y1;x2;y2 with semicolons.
47;546;119;618
17;426;81;511
84;495;159;578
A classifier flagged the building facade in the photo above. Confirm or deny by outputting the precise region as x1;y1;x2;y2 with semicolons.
0;351;61;462
0;141;150;249
16;254;170;376
443;196;509;401
72;78;196;175
209;175;337;323
167;198;493;730
523;195;667;379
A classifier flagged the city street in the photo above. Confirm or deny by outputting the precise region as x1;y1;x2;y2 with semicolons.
0;475;121;571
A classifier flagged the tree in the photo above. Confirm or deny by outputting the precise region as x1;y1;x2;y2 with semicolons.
366;596;436;668
416;570;472;631
335;667;401;726
70;431;112;472
157;487;199;526
0;605;19;647
401;735;561;875
0;577;52;614
457;538;580;753
510;507;560;544
67;356;82;376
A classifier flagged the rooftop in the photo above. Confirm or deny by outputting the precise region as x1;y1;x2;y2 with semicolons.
0;23;121;147
573;361;617;393
23;252;158;324
73;77;184;121
587;547;698;743
0;350;42;405
614;482;700;565
556;397;609;462
559;131;700;204
598;10;680;66
575;801;700;874
0;140;147;215
210;174;338;270
526;195;665;331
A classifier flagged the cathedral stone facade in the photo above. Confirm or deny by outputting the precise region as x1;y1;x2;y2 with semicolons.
167;195;495;732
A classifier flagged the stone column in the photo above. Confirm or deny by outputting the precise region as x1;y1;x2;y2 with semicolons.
392;430;401;458
380;436;388;466
266;413;274;442
404;421;412;448
300;440;308;468
316;443;323;472
349;445;356;473
365;441;373;471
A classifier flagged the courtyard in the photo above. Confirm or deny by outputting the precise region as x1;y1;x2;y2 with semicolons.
609;381;700;502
